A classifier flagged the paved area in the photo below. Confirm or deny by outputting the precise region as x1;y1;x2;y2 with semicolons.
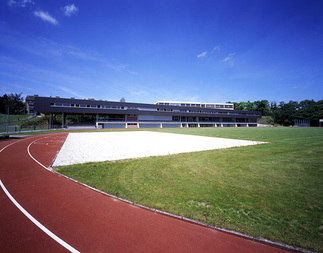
0;133;291;252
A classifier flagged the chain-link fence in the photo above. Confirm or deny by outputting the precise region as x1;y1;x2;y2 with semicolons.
1;125;65;134
0;114;65;134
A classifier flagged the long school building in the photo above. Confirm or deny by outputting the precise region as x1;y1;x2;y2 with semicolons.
32;96;261;129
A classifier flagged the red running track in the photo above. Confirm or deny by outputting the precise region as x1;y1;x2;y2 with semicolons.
0;133;293;252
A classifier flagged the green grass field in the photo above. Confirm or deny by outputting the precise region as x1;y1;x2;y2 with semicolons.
56;127;323;252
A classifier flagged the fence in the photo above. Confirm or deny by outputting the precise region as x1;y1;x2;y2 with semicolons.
1;125;63;134
294;119;310;127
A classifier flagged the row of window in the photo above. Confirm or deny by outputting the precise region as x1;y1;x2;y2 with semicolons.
172;116;253;122
156;102;234;109
51;103;124;109
50;103;258;116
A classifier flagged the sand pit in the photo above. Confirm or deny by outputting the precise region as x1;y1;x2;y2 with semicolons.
52;131;265;166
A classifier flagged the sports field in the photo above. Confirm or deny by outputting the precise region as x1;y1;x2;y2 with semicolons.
56;127;323;252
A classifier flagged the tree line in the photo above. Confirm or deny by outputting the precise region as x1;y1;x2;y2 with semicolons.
0;93;25;115
230;99;323;126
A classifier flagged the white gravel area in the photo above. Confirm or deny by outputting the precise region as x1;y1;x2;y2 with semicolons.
53;131;266;166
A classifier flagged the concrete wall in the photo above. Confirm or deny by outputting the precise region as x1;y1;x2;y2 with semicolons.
104;123;126;128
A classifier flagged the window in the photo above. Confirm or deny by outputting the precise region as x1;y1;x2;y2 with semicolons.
138;107;157;111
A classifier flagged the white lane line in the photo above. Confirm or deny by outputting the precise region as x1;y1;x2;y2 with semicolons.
1;135;80;252
27;139;51;171
27;136;66;171
0;179;80;253
0;138;26;153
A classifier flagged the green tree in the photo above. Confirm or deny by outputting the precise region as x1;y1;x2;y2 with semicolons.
0;93;25;114
313;100;323;122
254;100;270;116
233;101;255;111
273;101;299;126
233;99;322;126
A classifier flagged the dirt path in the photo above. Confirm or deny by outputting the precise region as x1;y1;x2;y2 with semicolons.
0;133;292;252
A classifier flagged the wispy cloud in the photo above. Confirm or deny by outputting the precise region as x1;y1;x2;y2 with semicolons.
58;86;84;98
222;53;235;66
197;46;220;58
8;0;34;7
34;10;58;25
129;89;150;97
62;4;78;17
0;56;90;98
293;81;311;90
66;47;104;62
211;45;220;53
0;86;8;91
106;64;138;75
106;64;127;71
197;51;207;58
14;37;105;62
13;84;35;91
127;70;139;75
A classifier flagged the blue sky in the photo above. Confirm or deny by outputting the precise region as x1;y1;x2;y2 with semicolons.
1;0;322;104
